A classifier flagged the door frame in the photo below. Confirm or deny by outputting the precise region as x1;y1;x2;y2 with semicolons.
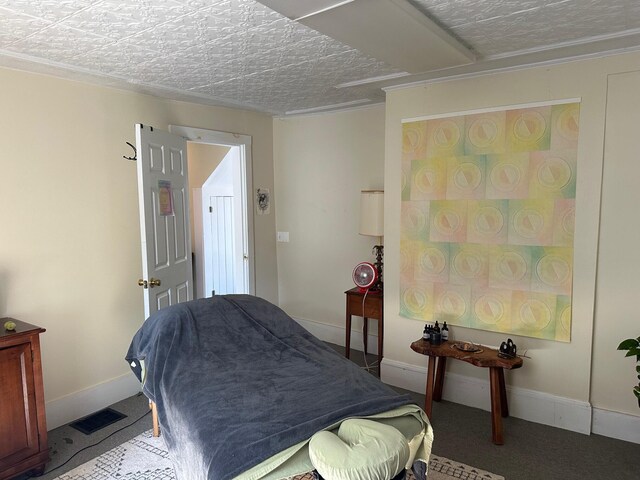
201;147;244;296
169;125;256;296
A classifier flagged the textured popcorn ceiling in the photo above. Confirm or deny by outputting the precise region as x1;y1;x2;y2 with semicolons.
409;0;640;57
1;0;640;115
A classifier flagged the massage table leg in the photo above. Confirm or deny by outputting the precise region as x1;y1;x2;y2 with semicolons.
150;401;160;437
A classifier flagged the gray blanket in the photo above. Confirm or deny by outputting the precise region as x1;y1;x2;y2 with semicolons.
125;295;415;480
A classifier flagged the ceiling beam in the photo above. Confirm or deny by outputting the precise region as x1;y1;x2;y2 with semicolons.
259;0;475;74
257;1;356;21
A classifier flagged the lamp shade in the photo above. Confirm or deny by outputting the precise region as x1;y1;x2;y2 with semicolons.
359;190;384;237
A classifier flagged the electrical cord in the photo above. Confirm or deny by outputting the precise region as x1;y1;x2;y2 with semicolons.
27;408;152;478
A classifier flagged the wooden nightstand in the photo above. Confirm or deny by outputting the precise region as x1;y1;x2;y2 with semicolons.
345;288;383;375
0;319;49;479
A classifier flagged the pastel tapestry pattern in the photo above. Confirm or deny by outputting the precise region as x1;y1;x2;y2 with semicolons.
400;102;579;342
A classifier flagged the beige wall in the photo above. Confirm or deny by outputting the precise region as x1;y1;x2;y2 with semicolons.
385;52;640;417
187;143;230;189
186;142;231;251
274;52;640;421
0;67;277;406
3;48;639;430
273;106;385;328
591;69;640;414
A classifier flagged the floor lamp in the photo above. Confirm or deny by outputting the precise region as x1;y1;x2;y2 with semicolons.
359;190;384;291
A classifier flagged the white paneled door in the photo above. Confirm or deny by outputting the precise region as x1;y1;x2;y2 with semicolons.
136;124;193;318
207;195;235;296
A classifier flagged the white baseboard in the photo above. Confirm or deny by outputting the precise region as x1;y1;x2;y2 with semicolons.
293;315;379;354
41;319;638;444
592;407;640;444
293;317;640;443
294;317;598;435
46;373;142;430
381;357;593;434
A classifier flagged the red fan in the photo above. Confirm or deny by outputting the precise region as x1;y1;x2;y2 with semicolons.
352;262;378;292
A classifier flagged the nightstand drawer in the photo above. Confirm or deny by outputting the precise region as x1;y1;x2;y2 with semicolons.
347;293;382;318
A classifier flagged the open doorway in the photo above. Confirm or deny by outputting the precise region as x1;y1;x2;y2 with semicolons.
170;125;255;299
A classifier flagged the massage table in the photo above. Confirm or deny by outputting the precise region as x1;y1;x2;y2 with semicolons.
126;295;433;480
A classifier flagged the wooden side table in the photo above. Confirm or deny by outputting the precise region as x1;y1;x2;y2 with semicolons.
410;338;523;445
345;288;383;375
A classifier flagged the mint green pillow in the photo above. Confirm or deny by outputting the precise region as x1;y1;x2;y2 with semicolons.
309;419;409;480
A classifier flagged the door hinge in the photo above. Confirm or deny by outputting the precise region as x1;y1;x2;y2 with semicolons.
212;290;215;296
209;206;213;213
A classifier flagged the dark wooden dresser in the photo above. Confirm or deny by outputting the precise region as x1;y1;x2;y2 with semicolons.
0;319;48;479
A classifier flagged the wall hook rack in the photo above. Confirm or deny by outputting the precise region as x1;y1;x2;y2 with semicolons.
123;141;137;161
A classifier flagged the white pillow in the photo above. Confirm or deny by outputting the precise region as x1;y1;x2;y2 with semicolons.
309;419;409;480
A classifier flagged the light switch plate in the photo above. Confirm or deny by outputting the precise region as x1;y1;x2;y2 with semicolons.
277;231;290;242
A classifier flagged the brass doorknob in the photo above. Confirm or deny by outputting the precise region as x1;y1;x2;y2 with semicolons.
149;278;161;288
138;279;148;289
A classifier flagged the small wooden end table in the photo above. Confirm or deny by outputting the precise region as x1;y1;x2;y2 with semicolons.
345;288;383;375
410;338;523;445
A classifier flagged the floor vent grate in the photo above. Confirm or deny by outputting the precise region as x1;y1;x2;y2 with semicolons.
69;407;127;435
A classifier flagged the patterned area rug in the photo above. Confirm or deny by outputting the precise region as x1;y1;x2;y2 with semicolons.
54;430;504;480
420;457;504;480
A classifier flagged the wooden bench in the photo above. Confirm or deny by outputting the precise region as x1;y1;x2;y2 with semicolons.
410;339;523;445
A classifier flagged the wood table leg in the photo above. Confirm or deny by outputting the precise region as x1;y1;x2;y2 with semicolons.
363;317;368;356
377;317;383;377
29;464;46;476
489;367;504;445
345;312;352;359
433;357;446;401
497;368;509;417
424;356;436;418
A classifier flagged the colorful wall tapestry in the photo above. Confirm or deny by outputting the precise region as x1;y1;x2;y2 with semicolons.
400;102;580;342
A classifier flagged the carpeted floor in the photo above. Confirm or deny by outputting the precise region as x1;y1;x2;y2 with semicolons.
50;429;503;480
18;342;640;480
